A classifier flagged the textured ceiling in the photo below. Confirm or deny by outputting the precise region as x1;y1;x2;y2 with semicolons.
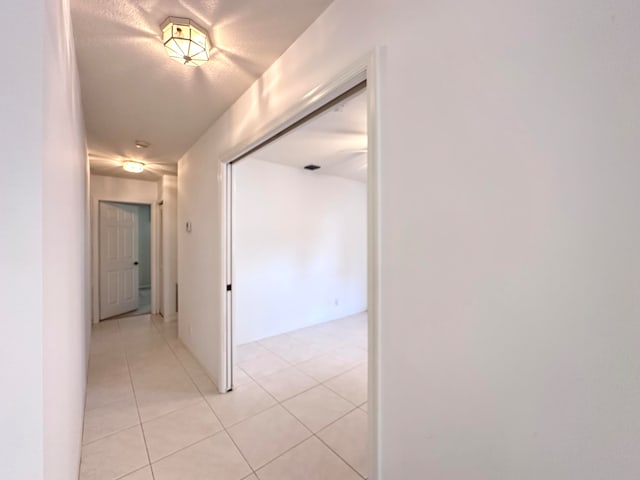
71;0;334;180
249;89;367;183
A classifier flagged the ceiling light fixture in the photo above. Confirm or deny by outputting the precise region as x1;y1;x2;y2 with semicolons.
123;160;145;173
135;140;150;149
161;17;210;67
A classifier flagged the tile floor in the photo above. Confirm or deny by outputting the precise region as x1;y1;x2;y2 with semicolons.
135;287;151;315
80;312;368;480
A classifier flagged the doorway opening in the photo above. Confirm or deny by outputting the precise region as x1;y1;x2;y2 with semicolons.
220;54;381;478
223;83;370;478
98;201;152;320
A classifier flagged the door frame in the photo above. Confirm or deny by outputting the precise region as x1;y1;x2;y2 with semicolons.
91;196;159;323
219;49;382;478
158;201;164;317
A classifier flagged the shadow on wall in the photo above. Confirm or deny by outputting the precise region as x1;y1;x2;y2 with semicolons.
232;158;367;344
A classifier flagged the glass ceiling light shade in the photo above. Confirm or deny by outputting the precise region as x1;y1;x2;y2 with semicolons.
123;160;145;173
161;17;210;67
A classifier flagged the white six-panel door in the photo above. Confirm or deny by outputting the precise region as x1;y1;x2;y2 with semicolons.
99;202;139;320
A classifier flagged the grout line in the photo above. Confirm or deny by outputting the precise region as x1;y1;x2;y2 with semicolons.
152;319;325;477
224;428;258;476
314;432;367;480
136;397;204;426
80;417;141;447
149;315;259;476
80;324;127;474
118;317;156;480
214;391;280;429
280;400;360;437
113;464;151;480
254;379;320;404
85;313;368;479
247;385;366;477
321;376;367;408
147;430;222;465
248;432;314;475
221;397;317;474
164;347;257;474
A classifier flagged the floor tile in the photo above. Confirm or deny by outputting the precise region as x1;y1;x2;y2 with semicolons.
238;350;290;379
82;312;368;480
206;381;276;427
82;398;140;445
121;327;163;344
347;333;368;350
143;400;223;461
118;314;154;332
119;466;153;480
282;385;354;433
190;371;219;395
330;345;368;365
133;369;202;422
90;333;125;356
260;334;326;364
233;366;253;387
160;322;178;339
259;333;299;352
324;365;368;406
255;437;361;480
318;409;368;478
288;330;344;351
236;342;270;363
92;318;121;334
79;426;148;480
87;350;129;381
265;341;327;365
255;366;318;402
228;405;311;469
85;373;135;411
296;354;359;382
129;362;187;387
127;344;181;372
172;343;207;376
151;431;251;480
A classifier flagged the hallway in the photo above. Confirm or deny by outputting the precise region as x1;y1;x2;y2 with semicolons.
80;313;368;479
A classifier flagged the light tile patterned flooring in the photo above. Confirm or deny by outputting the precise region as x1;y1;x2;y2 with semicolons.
80;312;368;479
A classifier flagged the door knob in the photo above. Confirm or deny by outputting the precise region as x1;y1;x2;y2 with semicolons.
134;261;139;265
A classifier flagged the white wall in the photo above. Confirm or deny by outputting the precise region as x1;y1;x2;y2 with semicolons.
42;0;91;475
1;0;89;478
160;175;178;321
90;175;159;321
0;1;46;476
179;0;640;477
233;159;366;344
90;175;159;202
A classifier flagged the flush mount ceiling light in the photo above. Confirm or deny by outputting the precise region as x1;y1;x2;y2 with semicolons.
123;160;145;173
161;17;210;67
